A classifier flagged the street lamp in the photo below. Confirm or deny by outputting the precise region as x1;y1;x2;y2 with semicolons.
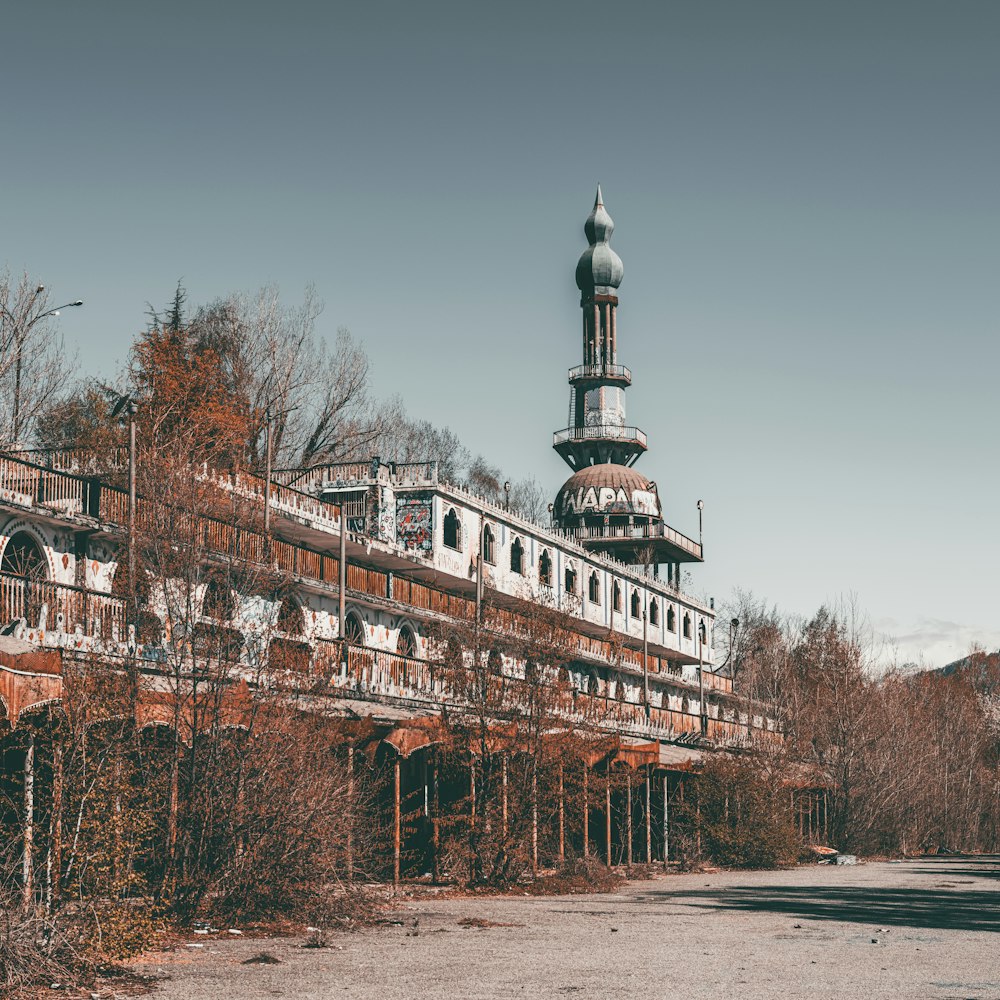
696;499;704;551
0;289;84;444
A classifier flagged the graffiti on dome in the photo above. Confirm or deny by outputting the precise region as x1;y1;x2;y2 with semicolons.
560;484;659;518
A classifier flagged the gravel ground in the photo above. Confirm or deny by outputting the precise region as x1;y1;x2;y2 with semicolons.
136;856;1000;1000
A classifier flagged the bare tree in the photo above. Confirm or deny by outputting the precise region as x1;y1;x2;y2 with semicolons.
0;271;79;448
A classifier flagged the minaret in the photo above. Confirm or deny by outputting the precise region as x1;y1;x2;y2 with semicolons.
553;186;647;471
552;188;703;570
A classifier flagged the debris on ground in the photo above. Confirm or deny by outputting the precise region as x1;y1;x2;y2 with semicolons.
242;952;282;965
456;917;524;929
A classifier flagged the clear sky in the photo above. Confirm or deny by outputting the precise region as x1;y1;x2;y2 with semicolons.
4;1;998;665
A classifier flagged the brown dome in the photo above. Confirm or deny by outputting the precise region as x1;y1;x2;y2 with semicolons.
555;464;661;520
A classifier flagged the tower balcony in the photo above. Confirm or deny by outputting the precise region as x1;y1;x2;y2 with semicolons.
552;424;648;470
568;363;632;387
553;424;647;448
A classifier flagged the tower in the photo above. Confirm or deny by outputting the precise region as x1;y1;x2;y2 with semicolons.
552;187;704;571
553;185;646;471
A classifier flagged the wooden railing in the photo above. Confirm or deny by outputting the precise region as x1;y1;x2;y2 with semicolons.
0;572;126;639
307;644;747;746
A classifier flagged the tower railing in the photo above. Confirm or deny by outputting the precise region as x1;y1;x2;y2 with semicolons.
568;363;632;384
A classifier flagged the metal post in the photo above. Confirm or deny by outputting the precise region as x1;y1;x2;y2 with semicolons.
346;744;355;881
476;518;484;625
531;763;538;876
583;762;589;859
338;505;347;649
263;408;273;537
698;624;707;736
127;403;137;623
645;767;652;864
605;769;612;868
558;763;565;863
626;769;633;867
501;754;508;836
663;773;670;867
431;750;441;884
49;742;63;909
393;755;401;888
642;558;650;708
22;732;34;909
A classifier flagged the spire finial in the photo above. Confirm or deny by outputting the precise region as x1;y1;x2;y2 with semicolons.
595;183;603;207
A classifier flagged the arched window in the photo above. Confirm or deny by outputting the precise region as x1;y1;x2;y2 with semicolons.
630;589;641;619
683;613;692;639
202;577;234;621
564;562;577;594
487;648;503;675
482;523;496;565
277;594;305;636
539;549;552;586
557;665;570;686
525;660;539;683
588;571;601;604
510;536;524;575
587;668;602;696
344;611;365;646
698;620;707;645
667;606;676;632
443;508;461;549
612;580;622;613
615;674;626;702
397;624;416;658
1;531;47;580
649;599;659;626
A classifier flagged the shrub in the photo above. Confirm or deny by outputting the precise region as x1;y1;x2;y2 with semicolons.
681;755;799;869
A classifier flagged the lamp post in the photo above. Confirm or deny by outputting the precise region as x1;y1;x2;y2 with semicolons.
263;407;273;536
697;619;706;736
0;289;83;444
110;394;139;625
696;499;704;552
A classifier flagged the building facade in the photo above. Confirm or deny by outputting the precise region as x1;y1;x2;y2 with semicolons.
0;190;773;882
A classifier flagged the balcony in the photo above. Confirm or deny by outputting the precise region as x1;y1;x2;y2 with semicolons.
559;522;702;561
552;425;647;448
568;363;632;387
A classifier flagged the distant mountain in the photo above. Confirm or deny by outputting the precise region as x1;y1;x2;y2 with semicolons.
937;650;1000;695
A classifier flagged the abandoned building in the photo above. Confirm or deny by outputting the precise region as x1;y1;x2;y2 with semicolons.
0;188;782;888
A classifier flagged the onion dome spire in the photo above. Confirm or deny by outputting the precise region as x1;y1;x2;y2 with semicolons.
576;184;624;293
